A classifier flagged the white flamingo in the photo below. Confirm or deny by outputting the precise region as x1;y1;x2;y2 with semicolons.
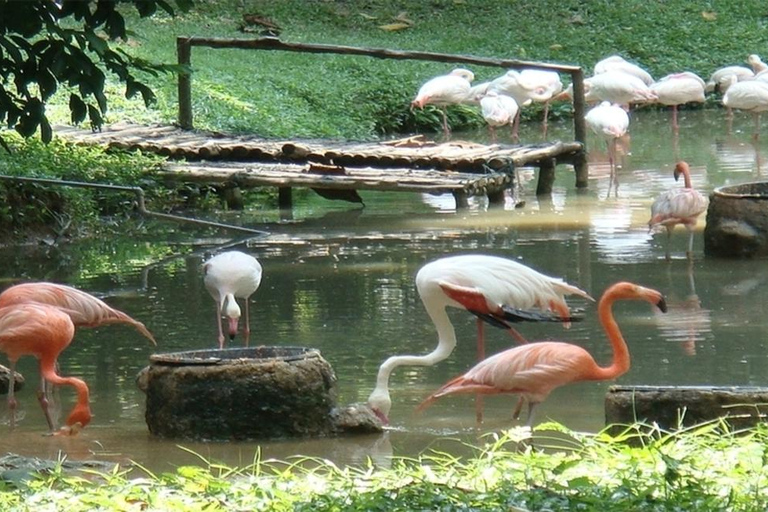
650;72;706;131
705;65;754;95
203;251;263;348
366;254;593;424
556;71;657;109
585;101;630;195
411;68;475;137
594;55;654;85
722;78;768;139
479;90;520;142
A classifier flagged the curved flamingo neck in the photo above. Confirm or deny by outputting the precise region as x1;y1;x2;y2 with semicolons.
372;302;458;396
590;292;631;380
40;359;92;427
678;164;693;188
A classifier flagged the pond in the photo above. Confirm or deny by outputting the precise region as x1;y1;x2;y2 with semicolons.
0;107;767;473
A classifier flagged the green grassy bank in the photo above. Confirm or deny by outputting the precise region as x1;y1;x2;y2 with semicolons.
2;423;767;511
87;0;768;139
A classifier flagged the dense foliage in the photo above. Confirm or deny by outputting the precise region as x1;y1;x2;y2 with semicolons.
1;422;767;511
0;0;192;147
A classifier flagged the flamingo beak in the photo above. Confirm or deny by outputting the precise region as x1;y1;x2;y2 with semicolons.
228;317;238;340
371;407;389;425
656;297;668;313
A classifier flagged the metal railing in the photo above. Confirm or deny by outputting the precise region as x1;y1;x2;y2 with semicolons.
0;175;269;235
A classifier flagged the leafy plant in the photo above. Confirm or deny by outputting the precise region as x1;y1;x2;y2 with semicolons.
0;0;193;148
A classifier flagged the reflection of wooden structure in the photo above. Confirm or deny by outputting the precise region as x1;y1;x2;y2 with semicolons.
56;123;584;210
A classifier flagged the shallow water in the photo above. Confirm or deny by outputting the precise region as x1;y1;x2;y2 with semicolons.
1;107;768;472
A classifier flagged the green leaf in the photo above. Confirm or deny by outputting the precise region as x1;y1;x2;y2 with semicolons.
87;103;103;130
69;94;87;124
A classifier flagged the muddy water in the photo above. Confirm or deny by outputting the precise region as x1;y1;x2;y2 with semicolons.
0;106;767;472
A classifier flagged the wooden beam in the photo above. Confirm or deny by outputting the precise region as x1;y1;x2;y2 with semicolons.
183;36;582;74
177;38;193;129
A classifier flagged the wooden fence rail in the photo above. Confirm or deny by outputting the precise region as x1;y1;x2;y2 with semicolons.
176;36;588;160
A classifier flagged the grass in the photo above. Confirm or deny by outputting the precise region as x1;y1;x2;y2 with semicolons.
2;421;768;511
44;0;768;140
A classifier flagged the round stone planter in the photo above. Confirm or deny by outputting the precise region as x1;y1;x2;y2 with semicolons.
144;346;339;440
704;181;768;258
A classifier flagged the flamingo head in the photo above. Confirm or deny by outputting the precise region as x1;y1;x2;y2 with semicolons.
222;294;241;340
604;282;667;313
61;403;92;434
366;388;391;425
673;161;690;182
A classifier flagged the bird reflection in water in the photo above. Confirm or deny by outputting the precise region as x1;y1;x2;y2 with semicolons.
654;260;712;356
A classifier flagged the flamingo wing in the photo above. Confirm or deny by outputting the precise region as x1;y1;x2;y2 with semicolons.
0;282;156;344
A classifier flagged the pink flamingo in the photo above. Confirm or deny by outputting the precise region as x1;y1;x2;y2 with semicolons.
0;303;91;435
417;282;667;427
0;282;156;344
649;161;709;259
366;254;593;424
411;68;475;137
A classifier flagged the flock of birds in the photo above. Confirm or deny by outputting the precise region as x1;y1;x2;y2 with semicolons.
0;251;263;436
3;55;754;436
0;248;671;434
411;52;768;144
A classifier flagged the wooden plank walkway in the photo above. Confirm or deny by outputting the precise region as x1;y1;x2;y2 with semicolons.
159;161;512;208
54;122;587;209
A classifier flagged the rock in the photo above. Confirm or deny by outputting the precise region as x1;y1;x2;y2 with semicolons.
605;385;768;432
705;182;768;258
144;346;341;440
330;402;384;434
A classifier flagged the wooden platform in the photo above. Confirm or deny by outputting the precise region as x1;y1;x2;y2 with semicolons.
54;122;587;209
159;161;511;208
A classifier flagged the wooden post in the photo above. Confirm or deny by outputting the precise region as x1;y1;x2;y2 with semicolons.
177;37;193;129
573;151;589;189
571;68;589;189
536;158;556;196
453;191;469;210
278;187;293;210
487;189;505;206
571;69;587;146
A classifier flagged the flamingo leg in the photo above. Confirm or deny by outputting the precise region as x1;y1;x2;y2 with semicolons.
6;360;18;428
440;107;450;138
243;299;251;347
686;226;695;259
475;319;485;424
607;139;617;198
754;112;762;141
215;302;225;349
665;227;673;261
488;125;497;144
511;110;521;143
36;370;55;431
542;101;550;138
506;327;528;344
672;106;679;132
524;401;539;428
512;396;525;420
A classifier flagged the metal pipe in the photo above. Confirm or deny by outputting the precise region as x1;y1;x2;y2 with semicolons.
0;175;270;235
